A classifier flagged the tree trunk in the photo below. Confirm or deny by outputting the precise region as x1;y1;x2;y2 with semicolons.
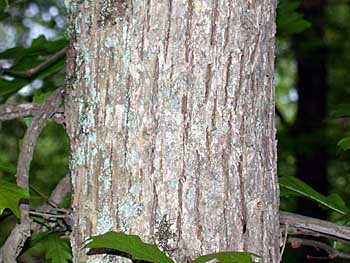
65;1;279;262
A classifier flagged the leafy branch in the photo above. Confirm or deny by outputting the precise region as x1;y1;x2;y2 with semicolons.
0;89;62;262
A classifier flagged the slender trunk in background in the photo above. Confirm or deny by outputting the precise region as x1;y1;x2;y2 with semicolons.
292;0;328;261
65;1;279;262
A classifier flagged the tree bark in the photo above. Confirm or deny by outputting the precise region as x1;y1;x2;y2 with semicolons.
65;1;279;262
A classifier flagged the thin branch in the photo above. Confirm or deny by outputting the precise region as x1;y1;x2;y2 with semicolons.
280;211;350;241
30;174;72;234
0;103;40;119
48;174;71;207
287;237;350;259
0;89;62;263
0;103;65;124
29;211;67;220
286;225;350;244
31;207;70;215
3;47;67;79
279;224;288;262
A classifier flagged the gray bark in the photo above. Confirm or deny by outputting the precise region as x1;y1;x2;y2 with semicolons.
65;0;279;262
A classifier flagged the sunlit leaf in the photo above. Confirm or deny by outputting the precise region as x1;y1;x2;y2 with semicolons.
0;180;29;218
86;231;174;263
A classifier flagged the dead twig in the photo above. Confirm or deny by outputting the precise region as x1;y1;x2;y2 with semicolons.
280;211;350;242
0;103;64;124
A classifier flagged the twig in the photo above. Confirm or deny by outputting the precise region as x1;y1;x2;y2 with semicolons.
29;211;67;219
287;237;350;259
31;207;70;215
0;89;62;263
280;211;350;241
3;47;67;79
0;103;65;124
279;224;288;262
30;175;72;234
0;103;40;119
286;225;350;244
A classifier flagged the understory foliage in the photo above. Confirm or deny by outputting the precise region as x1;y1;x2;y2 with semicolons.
0;0;349;262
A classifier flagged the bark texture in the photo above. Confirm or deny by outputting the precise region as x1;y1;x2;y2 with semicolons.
65;0;279;262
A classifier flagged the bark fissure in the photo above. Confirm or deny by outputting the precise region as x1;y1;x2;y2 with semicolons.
185;0;193;63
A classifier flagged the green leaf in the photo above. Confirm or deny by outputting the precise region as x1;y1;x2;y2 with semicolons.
31;36;68;54
0;36;67;61
28;232;72;263
0;46;26;60
36;58;65;80
0;0;9;20
31;216;51;228
0;180;29;218
330;104;350;119
277;0;311;34
337;212;350;225
33;91;52;104
279;176;349;215
0;36;67;81
0;78;29;96
45;233;72;263
0;161;16;174
338;137;350;151
326;193;349;214
29;231;53;248
86;231;174;263
192;252;255;263
23;117;32;127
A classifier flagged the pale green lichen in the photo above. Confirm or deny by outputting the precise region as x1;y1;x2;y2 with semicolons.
129;183;141;196
105;36;118;48
122;22;131;72
83;47;91;88
119;183;144;222
96;204;114;234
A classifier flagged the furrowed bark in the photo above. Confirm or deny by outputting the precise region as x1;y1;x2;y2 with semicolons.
65;1;279;262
